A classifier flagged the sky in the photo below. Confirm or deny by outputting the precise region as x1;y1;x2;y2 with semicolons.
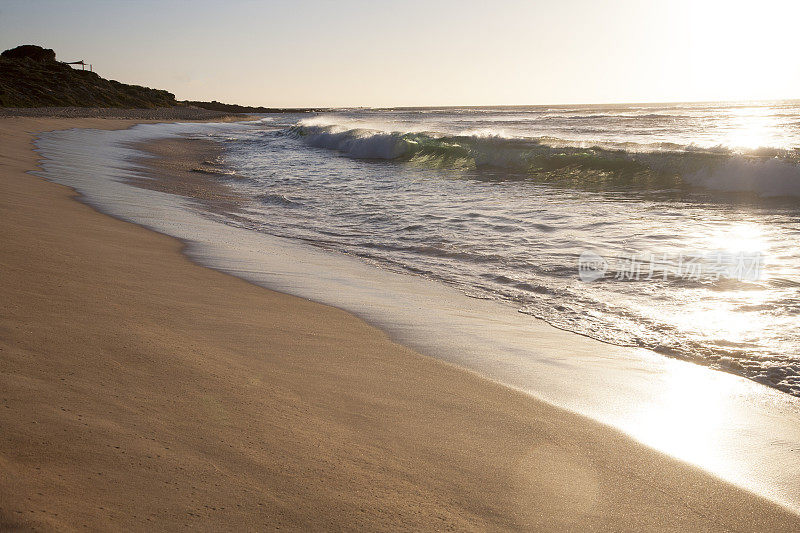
1;0;798;108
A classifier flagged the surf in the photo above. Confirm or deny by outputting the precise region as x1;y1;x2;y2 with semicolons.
289;120;800;199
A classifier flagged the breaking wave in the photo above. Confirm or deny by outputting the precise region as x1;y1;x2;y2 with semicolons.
289;122;800;198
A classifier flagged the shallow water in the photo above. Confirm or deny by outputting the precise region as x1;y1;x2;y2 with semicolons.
33;120;800;513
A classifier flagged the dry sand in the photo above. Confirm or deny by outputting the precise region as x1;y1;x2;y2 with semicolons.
1;116;799;531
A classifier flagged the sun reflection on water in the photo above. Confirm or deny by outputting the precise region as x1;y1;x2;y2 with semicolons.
706;222;770;255
721;106;786;151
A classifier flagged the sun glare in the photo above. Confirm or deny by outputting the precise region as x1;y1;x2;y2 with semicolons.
686;1;799;103
715;105;795;151
707;223;770;254
627;360;738;473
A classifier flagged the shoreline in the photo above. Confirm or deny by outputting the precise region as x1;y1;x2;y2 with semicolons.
2;117;799;530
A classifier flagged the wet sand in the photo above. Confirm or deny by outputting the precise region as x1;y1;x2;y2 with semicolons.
128;137;248;214
1;117;799;531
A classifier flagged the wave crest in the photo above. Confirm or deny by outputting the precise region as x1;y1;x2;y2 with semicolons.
289;122;800;198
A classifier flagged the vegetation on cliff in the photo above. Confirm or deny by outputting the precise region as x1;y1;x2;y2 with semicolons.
0;45;177;108
0;44;315;112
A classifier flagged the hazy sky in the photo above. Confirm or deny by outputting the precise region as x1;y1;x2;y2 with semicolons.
1;0;798;107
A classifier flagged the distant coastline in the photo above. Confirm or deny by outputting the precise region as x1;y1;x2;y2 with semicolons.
181;100;320;114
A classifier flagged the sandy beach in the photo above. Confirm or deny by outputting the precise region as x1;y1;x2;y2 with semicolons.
1;117;799;531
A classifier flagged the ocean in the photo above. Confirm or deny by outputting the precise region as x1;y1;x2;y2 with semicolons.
211;101;800;397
